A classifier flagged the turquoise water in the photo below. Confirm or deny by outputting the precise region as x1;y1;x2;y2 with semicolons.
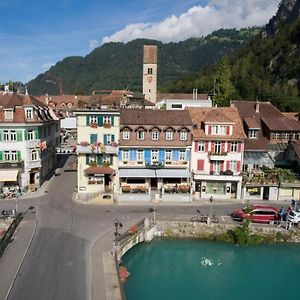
123;239;300;300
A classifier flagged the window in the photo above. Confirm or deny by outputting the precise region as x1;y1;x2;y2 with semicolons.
4;109;13;120
198;141;205;152
152;130;159;140
273;132;280;140
282;133;289;140
10;130;16;141
105;135;112;144
214;141;221;154
220;126;227;135
151;150;158;161
137;130;145;140
165;150;172;161
102;155;110;164
290;133;297;140
231;142;238;152
249;130;257;138
165;131;173;141
89;154;97;164
25;109;33;119
3;130;9;141
137;150;144;161
230;161;237;172
31;149;38;161
211;126;218;135
90;116;97;124
171;104;182;109
148;68;153;75
123;131;130;140
179;131;188;141
179;150;185;160
4;150;17;161
4;151;10;161
103;116;111;124
27;130;34;140
213;161;221;173
123;150;129;160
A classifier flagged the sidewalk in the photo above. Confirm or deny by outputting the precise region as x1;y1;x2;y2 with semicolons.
0;212;37;300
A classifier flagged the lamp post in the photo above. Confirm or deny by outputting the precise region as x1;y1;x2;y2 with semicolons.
208;196;213;224
114;219;122;245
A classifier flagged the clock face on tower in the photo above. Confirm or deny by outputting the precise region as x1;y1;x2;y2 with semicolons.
147;76;153;83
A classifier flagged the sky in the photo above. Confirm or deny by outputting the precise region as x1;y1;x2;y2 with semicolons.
0;0;280;83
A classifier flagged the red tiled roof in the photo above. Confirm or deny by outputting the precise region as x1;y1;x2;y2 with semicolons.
244;117;260;129
261;117;300;131
84;166;114;175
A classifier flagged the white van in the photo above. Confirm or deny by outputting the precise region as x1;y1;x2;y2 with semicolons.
287;200;300;224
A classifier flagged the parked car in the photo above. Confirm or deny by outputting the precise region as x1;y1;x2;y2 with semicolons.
231;205;279;224
287;200;300;225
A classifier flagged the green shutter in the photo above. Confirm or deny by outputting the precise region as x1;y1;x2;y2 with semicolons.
17;130;22;141
0;151;3;161
110;155;113;165
24;129;28;141
34;129;39;139
111;116;114;126
17;151;21;161
103;134;107;145
98;116;103;126
86;154;89;165
111;135;115;143
0;130;2;142
97;155;102;165
86;115;90;126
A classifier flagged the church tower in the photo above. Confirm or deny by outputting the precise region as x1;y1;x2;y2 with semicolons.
143;45;157;103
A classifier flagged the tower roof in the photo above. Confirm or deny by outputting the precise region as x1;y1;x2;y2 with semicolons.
143;45;157;64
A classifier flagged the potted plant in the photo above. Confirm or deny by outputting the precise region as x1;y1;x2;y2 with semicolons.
103;122;111;129
80;141;89;146
128;224;138;234
90;122;98;129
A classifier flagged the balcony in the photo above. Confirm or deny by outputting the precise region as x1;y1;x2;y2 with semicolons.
27;160;42;170
0;161;24;170
164;160;188;168
208;151;228;160
120;160;145;167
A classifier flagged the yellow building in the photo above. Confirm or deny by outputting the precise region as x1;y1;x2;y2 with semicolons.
75;109;119;201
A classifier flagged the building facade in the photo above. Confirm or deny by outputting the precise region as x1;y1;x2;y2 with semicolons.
75;109;119;200
0;93;60;192
118;109;192;202
189;107;246;200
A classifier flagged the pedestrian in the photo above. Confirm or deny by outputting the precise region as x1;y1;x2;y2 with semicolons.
279;207;286;221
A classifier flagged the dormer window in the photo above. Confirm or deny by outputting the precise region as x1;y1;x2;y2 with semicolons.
273;132;280;140
249;130;257;139
211;126;219;135
180;130;188;141
25;108;33;119
123;130;130;140
4;109;13;120
137;130;145;140
165;130;173;141
152;130;159;140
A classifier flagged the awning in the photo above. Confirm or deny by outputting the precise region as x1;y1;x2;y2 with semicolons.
119;168;156;178
0;170;18;182
84;166;114;175
244;152;274;165
156;168;190;178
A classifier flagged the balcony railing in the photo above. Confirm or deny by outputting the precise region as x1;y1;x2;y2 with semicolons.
208;151;228;160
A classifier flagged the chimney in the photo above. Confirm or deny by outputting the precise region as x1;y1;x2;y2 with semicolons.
255;101;260;113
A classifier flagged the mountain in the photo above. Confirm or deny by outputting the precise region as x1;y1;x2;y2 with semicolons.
163;0;300;112
27;28;259;96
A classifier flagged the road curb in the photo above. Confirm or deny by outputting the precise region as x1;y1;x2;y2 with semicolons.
4;217;38;300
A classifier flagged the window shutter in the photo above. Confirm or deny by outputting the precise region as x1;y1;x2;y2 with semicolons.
34;129;39;139
221;161;224;172
98;116;103;126
236;161;240;172
221;142;225;153
226;126;230;135
226;161;230;171
103;134;107;145
17;130;22;141
17;151;21;161
238;143;242;152
24;129;28;141
118;150;122;160
86;154;90;165
0;130;2;142
211;142;215;153
97;155;102;165
86;116;90;126
111;116;114;126
111;135;115;143
90;134;97;144
0;151;3;161
194;142;198;152
208;126;211;134
197;159;204;171
227;142;231;152
204;141;208;152
110;155;113;165
210;162;214;173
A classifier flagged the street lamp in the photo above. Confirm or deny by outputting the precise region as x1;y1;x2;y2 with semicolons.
114;219;123;245
208;196;213;224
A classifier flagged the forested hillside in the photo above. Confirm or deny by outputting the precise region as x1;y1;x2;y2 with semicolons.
162;0;300;112
27;28;259;96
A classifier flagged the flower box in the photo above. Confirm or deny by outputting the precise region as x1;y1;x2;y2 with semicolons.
103;122;111;129
80;141;89;147
88;180;96;184
90;122;98;129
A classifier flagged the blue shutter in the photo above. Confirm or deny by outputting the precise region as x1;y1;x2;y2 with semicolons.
86;116;90;125
130;149;136;161
144;149;151;164
98;116;103;126
103;134;107;145
173;149;179;160
185;149;190;161
159;149;164;163
118;149;122;160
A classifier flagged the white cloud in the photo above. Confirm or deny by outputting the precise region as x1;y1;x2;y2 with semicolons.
102;0;279;44
42;62;55;69
89;39;99;51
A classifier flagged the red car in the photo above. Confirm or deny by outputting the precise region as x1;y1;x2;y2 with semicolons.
232;205;280;224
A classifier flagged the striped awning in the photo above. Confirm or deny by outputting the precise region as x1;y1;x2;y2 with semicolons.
119;168;156;178
0;170;18;182
156;168;190;178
